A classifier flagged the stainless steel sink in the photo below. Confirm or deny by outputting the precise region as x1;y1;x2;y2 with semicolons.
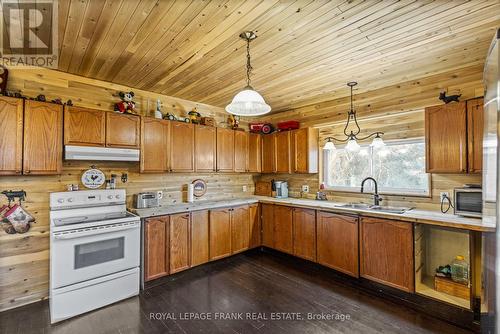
335;203;412;214
336;203;372;210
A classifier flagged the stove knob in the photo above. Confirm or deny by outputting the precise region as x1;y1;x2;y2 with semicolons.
107;195;114;199
67;198;74;202
115;195;120;199
57;198;64;203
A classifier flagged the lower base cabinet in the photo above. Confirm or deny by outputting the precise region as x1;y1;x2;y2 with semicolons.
273;205;293;254
317;212;359;277
209;208;232;260
169;213;191;274
360;217;414;292
262;204;275;248
231;205;250;254
293;208;316;261
191;210;209;267
249;204;261;248
144;216;169;281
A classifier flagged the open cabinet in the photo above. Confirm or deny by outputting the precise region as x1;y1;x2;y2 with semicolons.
414;224;471;309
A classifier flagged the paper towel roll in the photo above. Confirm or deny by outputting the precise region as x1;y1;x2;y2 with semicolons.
187;184;194;203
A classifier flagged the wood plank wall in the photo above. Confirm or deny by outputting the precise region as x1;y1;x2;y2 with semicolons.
258;65;483;210
0;68;255;312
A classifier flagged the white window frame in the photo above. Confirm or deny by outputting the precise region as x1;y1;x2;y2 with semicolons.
322;138;431;197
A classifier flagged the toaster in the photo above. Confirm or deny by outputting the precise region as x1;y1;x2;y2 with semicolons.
134;192;160;209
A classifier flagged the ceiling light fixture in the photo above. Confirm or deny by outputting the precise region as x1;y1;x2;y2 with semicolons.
323;82;384;152
225;31;271;117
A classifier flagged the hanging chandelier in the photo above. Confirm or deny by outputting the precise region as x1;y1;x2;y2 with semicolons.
323;82;385;152
225;31;271;117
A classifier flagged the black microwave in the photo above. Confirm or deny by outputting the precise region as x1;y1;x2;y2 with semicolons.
454;187;482;218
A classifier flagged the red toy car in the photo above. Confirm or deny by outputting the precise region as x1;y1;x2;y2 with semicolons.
249;122;274;134
277;120;300;131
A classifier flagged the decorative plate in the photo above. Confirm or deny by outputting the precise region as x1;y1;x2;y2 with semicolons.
81;168;105;189
192;179;207;197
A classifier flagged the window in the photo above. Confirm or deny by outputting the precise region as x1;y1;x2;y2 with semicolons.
323;139;429;195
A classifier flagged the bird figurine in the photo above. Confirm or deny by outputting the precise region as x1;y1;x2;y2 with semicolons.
439;91;461;104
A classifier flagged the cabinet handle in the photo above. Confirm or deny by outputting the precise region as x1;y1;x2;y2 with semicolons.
24;170;30;174
15;170;21;174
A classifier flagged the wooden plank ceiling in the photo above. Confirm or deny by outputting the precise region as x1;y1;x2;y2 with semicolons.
58;0;500;113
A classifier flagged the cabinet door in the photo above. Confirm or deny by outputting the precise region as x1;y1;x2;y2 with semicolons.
234;131;248;172
293;208;316;261
247;133;262;173
169;212;190;274
23;100;63;175
231;205;250;254
249;204;261;248
191;210;209;267
170;122;194;172
425;102;467;173
195;125;216;172
467;98;484;173
292;128;318;173
275;131;291;173
145;216;169;281
274;205;293;254
0;96;23;175
261;204;274;248
317;212;359;277
106;112;140;148
216;128;234;171
360;217;414;292
64;106;105;146
140;117;169;173
209;208;232;260
261;134;275;173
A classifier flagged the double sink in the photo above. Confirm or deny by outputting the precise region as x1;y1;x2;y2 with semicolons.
335;203;412;214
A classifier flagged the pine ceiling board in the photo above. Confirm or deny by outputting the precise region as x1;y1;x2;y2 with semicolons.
58;0;71;52
58;0;90;71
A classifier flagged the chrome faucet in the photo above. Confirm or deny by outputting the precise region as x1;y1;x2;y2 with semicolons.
361;177;382;206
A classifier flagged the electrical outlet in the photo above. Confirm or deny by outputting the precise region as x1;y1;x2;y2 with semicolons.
440;192;449;201
302;185;309;193
242;185;247;192
157;190;163;199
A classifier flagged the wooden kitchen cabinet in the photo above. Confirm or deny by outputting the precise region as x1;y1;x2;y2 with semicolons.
195;125;216;172
191;210;209;267
360;217;414;292
0;96;23;175
261;203;275;247
234;131;248;172
105;112;140;148
169;212;190;274
170;122;194;172
144;216;169;281
64;106;106;147
467;98;484;173
209;208;232;260
273;205;293;254
275;131;291;173
247;133;262;173
249;204;261;248
23;100;63;175
231;205;250;254
261;134;276;173
425;102;467;173
292;208;316;261
317;212;359;277
292;128;318;173
216;128;234;172
140;117;170;173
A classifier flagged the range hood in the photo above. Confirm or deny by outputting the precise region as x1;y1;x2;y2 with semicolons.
65;145;140;161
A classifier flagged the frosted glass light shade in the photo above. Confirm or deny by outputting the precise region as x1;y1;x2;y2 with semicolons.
225;88;271;116
345;138;360;152
323;139;336;150
371;136;385;148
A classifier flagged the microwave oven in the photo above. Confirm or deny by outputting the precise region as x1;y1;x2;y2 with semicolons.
453;187;482;218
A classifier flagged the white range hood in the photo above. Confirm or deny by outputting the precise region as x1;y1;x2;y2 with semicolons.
65;145;140;161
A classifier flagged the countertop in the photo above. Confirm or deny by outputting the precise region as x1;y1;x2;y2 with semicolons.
129;196;495;232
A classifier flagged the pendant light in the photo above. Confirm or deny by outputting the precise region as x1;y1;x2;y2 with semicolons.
323;82;385;151
226;31;271;116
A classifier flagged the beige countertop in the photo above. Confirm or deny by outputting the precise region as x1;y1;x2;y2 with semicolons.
129;196;495;232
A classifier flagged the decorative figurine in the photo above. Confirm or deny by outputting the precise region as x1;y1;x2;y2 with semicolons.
154;99;163;119
35;94;46;102
114;91;136;114
66;99;73;106
188;108;201;124
439;91;461;104
51;98;63;105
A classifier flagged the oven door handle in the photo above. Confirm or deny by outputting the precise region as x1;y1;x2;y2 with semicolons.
53;222;139;240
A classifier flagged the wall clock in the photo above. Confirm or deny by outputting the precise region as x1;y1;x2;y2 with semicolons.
81;168;105;189
192;179;207;197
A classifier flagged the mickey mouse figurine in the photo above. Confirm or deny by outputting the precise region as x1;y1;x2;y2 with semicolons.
114;91;136;114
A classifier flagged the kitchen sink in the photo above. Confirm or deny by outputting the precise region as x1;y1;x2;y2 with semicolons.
335;203;412;214
336;203;372;210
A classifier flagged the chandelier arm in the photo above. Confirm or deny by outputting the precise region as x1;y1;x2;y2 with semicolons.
342;112;351;137
246;38;252;87
330;136;350;143
356;132;384;141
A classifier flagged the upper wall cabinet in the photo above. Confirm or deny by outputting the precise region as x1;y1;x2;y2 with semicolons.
247;133;262;173
141;117;170;173
195;125;216;172
234;131;248;172
170;122;195;172
23;100;63;175
425;102;467;173
467;98;484;173
261;134;276;173
64;106;106;146
106;112;140;148
216;128;234;172
275;131;291;173
292;128;319;174
0;96;23;175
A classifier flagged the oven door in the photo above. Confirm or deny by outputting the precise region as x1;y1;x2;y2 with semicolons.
51;220;140;289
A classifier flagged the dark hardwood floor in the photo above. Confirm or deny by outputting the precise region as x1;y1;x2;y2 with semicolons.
0;250;473;334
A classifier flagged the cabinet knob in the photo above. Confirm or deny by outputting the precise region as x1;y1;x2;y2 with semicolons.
15;170;21;174
24;170;30;174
